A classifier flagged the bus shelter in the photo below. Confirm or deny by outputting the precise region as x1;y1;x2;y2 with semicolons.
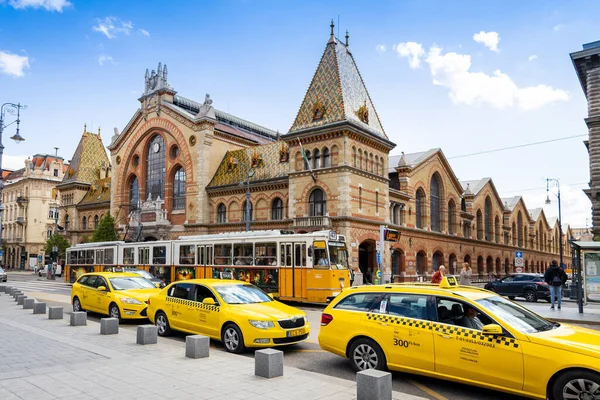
569;240;600;313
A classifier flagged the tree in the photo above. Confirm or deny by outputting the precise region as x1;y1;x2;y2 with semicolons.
91;213;118;242
45;234;70;260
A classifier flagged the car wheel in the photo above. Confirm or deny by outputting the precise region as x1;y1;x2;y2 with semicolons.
508;296;515;300
109;303;121;321
72;297;84;312
222;323;245;354
349;338;387;372
552;370;600;400
525;290;538;302
155;311;172;336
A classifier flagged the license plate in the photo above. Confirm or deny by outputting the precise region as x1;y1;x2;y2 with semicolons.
287;328;305;337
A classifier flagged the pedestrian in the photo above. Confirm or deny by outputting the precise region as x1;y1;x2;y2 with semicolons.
544;260;567;310
431;265;446;284
349;266;355;287
459;262;472;286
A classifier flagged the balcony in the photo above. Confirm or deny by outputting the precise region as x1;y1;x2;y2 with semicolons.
16;196;28;206
16;216;25;225
293;216;332;228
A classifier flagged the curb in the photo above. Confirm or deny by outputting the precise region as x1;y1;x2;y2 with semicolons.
549;317;600;326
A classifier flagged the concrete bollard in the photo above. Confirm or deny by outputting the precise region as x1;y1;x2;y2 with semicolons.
13;290;23;299
70;311;87;326
255;349;283;378
48;306;63;320
23;298;35;309
356;369;392;400
0;285;7;293
185;335;210;359
33;302;46;315
8;288;15;295
136;325;158;345
16;295;27;305
100;318;119;335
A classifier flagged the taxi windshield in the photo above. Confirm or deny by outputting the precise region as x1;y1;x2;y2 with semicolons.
131;270;154;280
476;296;557;334
109;277;156;290
213;284;272;304
328;244;348;270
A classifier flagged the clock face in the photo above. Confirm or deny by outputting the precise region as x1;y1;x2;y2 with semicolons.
153;143;160;153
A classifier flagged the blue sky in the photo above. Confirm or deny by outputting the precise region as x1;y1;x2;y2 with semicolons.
1;0;598;228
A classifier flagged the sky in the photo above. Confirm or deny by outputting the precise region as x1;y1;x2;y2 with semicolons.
0;0;598;229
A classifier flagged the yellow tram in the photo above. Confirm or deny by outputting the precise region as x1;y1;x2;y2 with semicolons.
65;230;350;303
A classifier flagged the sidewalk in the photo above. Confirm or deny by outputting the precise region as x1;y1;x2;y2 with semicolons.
0;292;425;400
526;302;600;325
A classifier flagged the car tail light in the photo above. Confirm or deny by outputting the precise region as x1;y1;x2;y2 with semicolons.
321;313;333;326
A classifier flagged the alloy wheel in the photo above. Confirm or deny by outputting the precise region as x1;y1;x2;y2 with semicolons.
224;327;239;351
156;315;167;335
73;298;81;312
110;305;120;319
563;378;600;400
353;343;378;371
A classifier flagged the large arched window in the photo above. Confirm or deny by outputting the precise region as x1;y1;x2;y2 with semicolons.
309;189;326;216
352;147;357;168
430;175;441;232
172;167;186;210
94;215;99;229
369;153;374;173
416;188;425;229
146;135;166;200
82;216;87;231
129;177;139;212
322;148;330;168
484;197;492;241
448;200;456;234
495;215;501;243
217;203;226;223
313;149;320;169
65;214;70;231
476;210;483;240
304;150;311;170
242;201;253;222
517;211;523;247
271;198;284;220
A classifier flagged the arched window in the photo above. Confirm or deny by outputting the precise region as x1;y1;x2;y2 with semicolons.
358;149;363;170
65;214;70;231
448;200;456;234
484;197;492;241
359;187;362;210
242;201;253;222
94;215;99;229
416;251;426;275
217;203;226;223
416;188;425;228
146;135;166;200
430;174;441;232
380;156;385;176
129;177;139;212
304;150;311;170
82;216;87;231
309;189;326;216
517;212;523;247
322;148;330;168
369;153;374;173
352;147;357;168
313;149;320;169
495;215;501;243
476;210;483;240
271;198;284;220
172;167;186;210
461;198;466;212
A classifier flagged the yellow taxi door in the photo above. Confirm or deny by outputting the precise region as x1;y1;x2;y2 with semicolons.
366;293;435;372
189;284;221;338
165;283;193;331
94;276;112;315
433;297;524;390
76;275;94;310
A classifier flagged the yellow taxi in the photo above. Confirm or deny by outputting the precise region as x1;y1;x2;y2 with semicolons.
71;272;161;320
146;279;310;353
318;277;600;400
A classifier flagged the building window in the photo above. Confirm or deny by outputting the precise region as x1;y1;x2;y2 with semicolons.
82;216;87;230
146;135;166;200
376;192;379;213
476;210;483;240
416;188;425;229
242;201;253;222
304;150;311;170
170;145;179;159
271;198;283;220
430;174;441;232
217;203;226;223
65;214;70;231
94;215;99;229
309;188;326;216
322;148;330;168
129;177;139;213
352;147;357;168
173;167;186;210
358;149;363;170
517;212;523;247
448;200;456;234
369;153;374;173
359;187;362;210
53;169;58;177
484;196;492;241
313;149;320;169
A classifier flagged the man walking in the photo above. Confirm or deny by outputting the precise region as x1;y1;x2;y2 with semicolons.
544;260;567;310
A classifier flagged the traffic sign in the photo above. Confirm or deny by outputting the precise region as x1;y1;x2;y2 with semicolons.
383;228;400;242
515;258;524;267
516;267;523;273
376;241;381;251
376;252;381;264
0;250;3;257
515;251;523;258
376;270;381;279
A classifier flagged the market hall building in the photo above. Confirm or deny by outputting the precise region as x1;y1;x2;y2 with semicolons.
105;23;571;283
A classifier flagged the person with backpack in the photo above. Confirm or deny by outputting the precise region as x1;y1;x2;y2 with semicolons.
544;260;567;310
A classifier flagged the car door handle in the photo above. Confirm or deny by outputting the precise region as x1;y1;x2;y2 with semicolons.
377;321;388;326
436;333;451;339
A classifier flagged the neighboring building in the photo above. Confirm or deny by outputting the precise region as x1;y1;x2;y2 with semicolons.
571;41;600;240
109;23;572;282
57;125;112;245
1;154;67;269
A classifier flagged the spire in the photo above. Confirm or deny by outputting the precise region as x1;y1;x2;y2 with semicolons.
163;64;168;81
328;19;335;44
397;152;409;168
345;30;349;47
464;183;472;196
98;127;101;137
83;123;87;134
157;62;162;77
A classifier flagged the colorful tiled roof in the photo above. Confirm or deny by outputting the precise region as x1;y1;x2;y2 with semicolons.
78;177;111;206
207;141;290;188
61;128;110;185
288;34;386;138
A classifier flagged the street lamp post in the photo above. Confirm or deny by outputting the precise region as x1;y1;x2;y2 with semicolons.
545;178;563;269
0;102;27;266
232;157;255;232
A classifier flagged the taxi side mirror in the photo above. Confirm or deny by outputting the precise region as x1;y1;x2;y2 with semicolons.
267;293;274;299
481;324;503;336
97;286;107;292
154;283;162;288
202;298;216;305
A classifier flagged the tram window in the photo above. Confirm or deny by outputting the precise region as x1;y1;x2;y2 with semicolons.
179;245;195;265
86;250;94;265
198;246;205;265
153;246;167;265
286;244;292;267
214;244;232;265
255;243;277;266
280;244;285;266
302;244;306;266
139;248;150;265
78;250;85;264
67;251;74;264
105;249;115;265
295;245;302;267
234;243;253;265
206;246;213;265
123;248;135;264
96;250;104;265
314;248;329;269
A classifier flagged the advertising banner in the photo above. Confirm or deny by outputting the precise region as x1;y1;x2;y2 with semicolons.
583;252;600;302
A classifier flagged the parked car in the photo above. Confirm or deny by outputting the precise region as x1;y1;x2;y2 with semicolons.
484;273;550;302
127;269;166;288
0;267;7;282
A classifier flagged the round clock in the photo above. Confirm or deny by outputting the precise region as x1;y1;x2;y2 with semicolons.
153;142;160;153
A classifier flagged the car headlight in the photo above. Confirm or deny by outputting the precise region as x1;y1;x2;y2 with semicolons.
120;297;142;305
249;320;275;329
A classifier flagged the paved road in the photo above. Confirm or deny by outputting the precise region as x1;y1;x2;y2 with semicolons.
6;271;595;400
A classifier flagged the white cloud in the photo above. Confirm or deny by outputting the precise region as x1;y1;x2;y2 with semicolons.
6;0;71;12
2;155;30;170
394;42;425;69
528;54;538;61
97;55;114;66
422;45;569;110
375;44;386;53
0;51;30;77
92;17;133;39
473;31;500;52
523;185;591;229
553;24;565;32
139;29;150;37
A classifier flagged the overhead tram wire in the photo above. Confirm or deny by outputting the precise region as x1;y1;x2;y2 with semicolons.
501;182;588;194
447;134;587;160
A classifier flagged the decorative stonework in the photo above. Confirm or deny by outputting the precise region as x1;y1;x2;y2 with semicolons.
311;98;326;120
355;100;369;124
189;135;196;146
116;156;121;165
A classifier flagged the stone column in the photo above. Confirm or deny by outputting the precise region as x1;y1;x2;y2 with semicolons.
586;67;600;240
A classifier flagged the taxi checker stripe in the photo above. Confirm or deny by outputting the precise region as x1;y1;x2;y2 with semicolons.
366;313;519;349
166;297;220;312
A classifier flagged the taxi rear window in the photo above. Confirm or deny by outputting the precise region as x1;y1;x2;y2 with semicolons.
334;293;384;311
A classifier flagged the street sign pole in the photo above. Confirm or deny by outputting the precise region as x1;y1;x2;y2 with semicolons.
378;225;385;284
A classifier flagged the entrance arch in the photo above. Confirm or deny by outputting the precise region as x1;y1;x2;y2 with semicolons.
391;249;405;278
525;260;529;272
432;251;444;271
486;256;494;276
359;241;376;284
495;258;501;275
477;256;484;276
463;254;471;267
416;251;427;276
449;253;457;275
504;258;510;275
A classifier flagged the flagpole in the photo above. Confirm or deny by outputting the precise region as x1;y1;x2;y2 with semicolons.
297;138;317;182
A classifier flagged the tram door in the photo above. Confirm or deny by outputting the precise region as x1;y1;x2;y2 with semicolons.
294;243;306;299
197;245;213;279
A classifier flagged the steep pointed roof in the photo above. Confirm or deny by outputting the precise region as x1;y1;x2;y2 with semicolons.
287;28;386;138
60;127;110;187
460;179;491;196
388;149;440;173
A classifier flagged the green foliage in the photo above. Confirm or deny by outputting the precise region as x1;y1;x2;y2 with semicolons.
91;213;118;242
45;234;70;259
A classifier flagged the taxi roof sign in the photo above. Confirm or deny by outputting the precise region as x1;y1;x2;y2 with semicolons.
439;276;458;288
